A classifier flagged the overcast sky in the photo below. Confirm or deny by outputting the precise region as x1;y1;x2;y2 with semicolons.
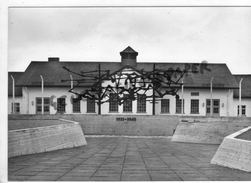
8;7;251;74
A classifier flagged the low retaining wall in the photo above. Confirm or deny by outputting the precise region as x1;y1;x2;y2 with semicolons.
172;117;251;144
73;115;179;136
9;114;180;136
211;126;251;172
8;119;87;158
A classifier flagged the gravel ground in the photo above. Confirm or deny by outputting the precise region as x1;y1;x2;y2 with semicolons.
8;119;69;131
236;129;251;141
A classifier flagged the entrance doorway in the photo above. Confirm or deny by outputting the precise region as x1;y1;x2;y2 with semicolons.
206;99;220;116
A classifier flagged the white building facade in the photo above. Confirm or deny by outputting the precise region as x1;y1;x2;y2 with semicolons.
8;47;250;117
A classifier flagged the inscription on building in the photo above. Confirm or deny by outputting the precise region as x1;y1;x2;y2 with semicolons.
116;117;136;122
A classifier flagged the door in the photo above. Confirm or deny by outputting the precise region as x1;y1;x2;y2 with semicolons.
206;99;220;116
57;98;66;113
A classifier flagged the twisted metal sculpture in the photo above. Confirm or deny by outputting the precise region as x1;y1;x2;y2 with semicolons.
62;64;186;108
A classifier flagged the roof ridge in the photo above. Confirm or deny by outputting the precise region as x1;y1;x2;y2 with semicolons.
120;46;137;53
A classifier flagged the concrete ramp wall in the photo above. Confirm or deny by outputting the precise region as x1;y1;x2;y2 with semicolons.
8;119;87;158
211;127;251;172
172;118;251;144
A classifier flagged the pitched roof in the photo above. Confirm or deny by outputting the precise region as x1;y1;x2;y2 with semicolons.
120;46;138;53
8;72;23;96
233;75;251;98
16;59;238;89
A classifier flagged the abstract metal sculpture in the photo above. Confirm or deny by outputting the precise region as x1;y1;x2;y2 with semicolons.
62;64;187;115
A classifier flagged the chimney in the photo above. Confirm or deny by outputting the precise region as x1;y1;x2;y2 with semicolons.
48;57;60;62
120;46;138;67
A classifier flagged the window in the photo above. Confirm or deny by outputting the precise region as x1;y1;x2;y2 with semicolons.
44;98;50;113
122;54;129;59
237;105;246;116
161;99;170;113
123;94;132;112
137;94;146;112
36;97;50;114
213;100;219;114
109;93;118;112
191;99;199;114
176;99;184;114
129;54;136;59
11;103;20;114
73;98;81;113
57;98;66;113
87;98;95;113
191;92;199;96
206;99;220;116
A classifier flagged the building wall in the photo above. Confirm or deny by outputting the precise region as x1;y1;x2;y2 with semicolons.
233;98;251;117
19;85;236;117
23;86;96;115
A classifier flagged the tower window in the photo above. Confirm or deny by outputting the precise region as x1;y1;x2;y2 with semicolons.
129;54;136;59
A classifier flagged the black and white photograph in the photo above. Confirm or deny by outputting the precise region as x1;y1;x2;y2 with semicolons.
2;0;251;182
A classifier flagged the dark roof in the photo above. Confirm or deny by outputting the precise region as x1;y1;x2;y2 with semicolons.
120;46;138;57
16;59;238;89
120;46;138;53
233;75;251;98
8;72;23;96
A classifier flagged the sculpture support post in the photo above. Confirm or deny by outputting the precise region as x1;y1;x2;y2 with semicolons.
210;77;214;117
239;78;243;116
11;75;15;114
181;77;184;116
152;64;156;115
98;64;101;115
70;75;73;89
40;75;44;115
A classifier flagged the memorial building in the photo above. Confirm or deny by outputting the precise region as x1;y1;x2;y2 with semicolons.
8;46;251;117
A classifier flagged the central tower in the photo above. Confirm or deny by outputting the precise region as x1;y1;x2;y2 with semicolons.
120;46;138;67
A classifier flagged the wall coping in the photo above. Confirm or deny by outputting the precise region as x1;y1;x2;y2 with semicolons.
59;118;79;125
226;126;251;142
8;119;79;133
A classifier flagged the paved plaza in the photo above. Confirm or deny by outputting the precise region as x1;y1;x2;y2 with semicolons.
8;137;251;181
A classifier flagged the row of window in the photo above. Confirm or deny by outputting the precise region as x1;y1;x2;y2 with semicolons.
36;97;95;114
109;94;147;113
34;97;211;114
109;94;199;114
11;97;246;116
35;94;148;114
33;97;221;115
161;99;199;114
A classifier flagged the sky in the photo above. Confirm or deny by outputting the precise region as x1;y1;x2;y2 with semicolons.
8;6;251;74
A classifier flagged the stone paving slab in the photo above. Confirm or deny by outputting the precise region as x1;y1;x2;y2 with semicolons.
8;137;251;181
